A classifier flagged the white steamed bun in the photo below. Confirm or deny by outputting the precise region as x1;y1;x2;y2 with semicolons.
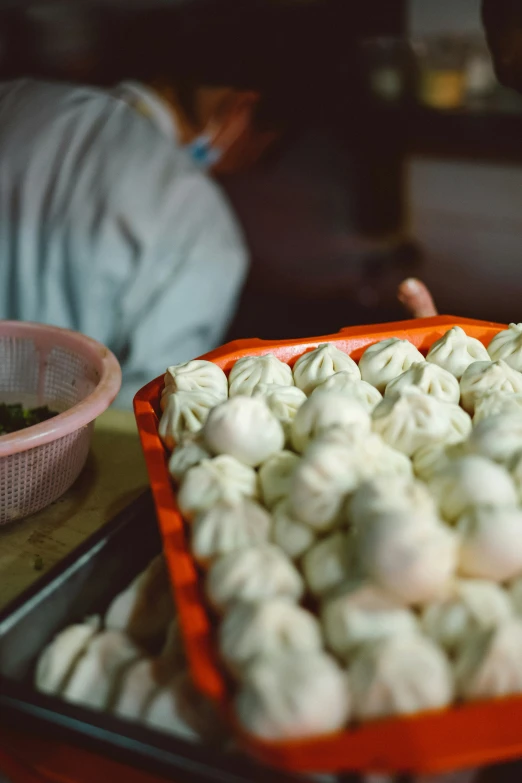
321;580;418;658
349;635;453;721
309;429;412;483
159;391;221;450
348;475;438;531
202;396;284;467
290;439;364;531
252;383;307;441
112;659;167;721
460;359;522;414
428;456;517;524
144;675;202;742
488;323;522;371
259;450;300;509
421;579;513;654
474;391;522;424
454;620;522;701
510;451;522;504
457;505;522;582
359;338;425;393
178;455;258;519
191;498;271;568
412;441;465;483
62;631;141;710
235;652;351;740
35;617;101;696
206;544;303;613
365;437;414;481
359;435;414;480
412;442;449;483
313;373;382;412
272;500;317;560
426;326;489;380
372;388;471;456
301;418;371;449
219;599;323;675
119;669;216;742
384;361;460;405
357;512;458;605
466;412;522;466
291;391;370;454
293;343;360;395
228;354;293;397
168;436;211;482
302;532;355;597
163;359;228;404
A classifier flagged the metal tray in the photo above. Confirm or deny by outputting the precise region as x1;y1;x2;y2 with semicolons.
0;493;304;783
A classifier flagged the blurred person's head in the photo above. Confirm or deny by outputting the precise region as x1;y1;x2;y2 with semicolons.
106;0;333;175
482;0;522;91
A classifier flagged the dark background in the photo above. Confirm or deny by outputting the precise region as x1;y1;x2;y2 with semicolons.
2;1;522;341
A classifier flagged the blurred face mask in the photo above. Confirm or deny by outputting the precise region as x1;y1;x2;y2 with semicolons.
186;95;258;172
184;134;223;170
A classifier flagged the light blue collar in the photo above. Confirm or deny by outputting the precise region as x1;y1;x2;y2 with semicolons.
114;81;180;143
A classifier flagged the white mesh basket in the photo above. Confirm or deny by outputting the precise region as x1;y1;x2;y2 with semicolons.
0;322;121;525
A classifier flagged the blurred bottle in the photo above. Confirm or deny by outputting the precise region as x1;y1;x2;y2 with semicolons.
415;35;467;111
359;37;417;107
465;36;497;109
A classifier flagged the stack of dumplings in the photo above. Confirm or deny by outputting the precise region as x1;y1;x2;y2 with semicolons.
34;556;219;743
157;327;522;742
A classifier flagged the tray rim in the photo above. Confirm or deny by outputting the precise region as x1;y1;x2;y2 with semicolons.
134;315;522;775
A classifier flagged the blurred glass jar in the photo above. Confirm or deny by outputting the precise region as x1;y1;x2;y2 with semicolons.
415;35;468;111
359;38;417;106
465;36;497;107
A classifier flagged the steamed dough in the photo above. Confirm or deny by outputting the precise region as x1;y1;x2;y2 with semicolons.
36;326;522;746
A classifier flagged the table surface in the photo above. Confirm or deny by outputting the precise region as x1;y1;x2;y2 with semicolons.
0;409;149;612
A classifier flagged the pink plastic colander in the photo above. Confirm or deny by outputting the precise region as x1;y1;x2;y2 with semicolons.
0;321;122;525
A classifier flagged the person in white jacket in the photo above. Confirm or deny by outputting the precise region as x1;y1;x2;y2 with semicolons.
0;2;284;408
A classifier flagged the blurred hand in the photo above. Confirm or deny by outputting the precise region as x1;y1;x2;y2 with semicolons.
398;278;438;318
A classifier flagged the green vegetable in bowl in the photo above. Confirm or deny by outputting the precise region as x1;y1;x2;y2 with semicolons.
0;404;58;435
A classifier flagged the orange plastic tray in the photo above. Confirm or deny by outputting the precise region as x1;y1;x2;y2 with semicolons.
134;315;522;776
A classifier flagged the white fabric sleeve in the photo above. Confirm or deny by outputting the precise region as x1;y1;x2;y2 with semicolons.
115;178;249;410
